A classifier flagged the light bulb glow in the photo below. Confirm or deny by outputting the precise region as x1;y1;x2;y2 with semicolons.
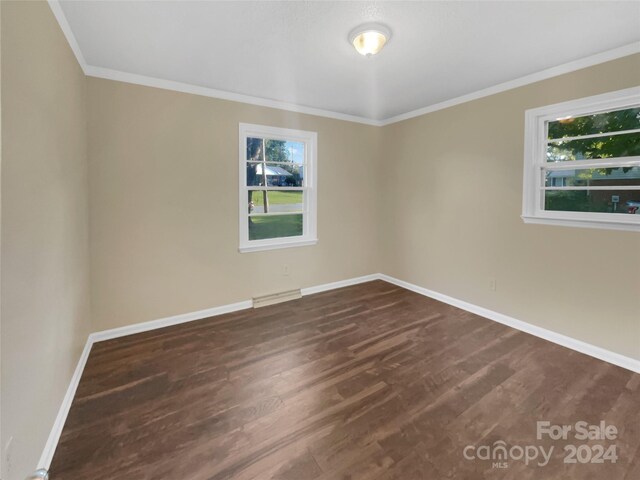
353;31;387;56
348;24;391;56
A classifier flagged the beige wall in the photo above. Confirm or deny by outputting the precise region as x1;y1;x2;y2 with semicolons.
88;78;382;331
1;2;90;479
380;54;640;360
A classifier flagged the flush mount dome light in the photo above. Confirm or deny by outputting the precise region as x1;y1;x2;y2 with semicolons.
349;23;391;56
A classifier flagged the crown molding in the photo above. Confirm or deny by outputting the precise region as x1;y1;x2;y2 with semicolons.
49;1;639;127
48;0;88;72
379;42;640;126
83;65;383;126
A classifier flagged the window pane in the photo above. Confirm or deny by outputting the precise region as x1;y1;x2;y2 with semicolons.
548;107;640;139
246;137;305;164
248;214;303;240
248;190;303;214
546;132;640;162
282;141;305;165
246;163;304;187
545;190;640;214
246;137;263;161
545;167;640;188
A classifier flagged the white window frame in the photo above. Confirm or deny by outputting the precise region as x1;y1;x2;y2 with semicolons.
522;86;640;232
238;123;318;253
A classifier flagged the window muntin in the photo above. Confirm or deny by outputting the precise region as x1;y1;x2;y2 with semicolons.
523;87;640;231
239;124;317;252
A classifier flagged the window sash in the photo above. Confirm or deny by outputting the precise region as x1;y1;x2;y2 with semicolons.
247;186;308;191
542;156;640;171
539;146;640;192
537;163;640;199
547;127;640;143
248;211;304;217
246;160;306;166
542;186;640;191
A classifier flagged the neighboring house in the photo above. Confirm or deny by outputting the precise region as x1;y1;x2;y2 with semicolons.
255;164;295;186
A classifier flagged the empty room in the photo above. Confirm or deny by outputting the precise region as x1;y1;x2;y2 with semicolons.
1;1;639;479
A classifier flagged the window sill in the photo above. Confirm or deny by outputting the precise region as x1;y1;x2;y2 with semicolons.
521;215;640;232
239;238;318;253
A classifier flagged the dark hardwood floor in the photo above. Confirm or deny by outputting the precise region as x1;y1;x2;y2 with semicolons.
50;280;640;479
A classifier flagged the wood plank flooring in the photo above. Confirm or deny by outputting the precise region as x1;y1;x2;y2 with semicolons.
49;280;640;479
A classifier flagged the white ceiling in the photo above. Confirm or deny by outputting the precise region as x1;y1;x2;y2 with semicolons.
56;1;640;123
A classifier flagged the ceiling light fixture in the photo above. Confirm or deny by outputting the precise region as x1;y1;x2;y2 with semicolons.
348;23;391;56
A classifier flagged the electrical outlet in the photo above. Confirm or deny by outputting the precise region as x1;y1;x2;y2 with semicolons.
489;278;497;291
282;264;290;276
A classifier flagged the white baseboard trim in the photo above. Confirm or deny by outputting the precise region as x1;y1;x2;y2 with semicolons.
39;271;639;470
92;274;378;345
37;336;93;470
90;300;254;343
300;274;381;296
379;274;640;374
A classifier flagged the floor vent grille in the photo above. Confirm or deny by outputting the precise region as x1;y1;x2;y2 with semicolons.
253;289;302;308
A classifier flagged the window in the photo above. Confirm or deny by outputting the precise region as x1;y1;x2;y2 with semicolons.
522;87;640;232
238;123;317;252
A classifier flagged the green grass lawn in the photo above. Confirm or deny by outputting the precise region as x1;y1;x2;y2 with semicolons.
250;191;302;206
249;214;303;240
